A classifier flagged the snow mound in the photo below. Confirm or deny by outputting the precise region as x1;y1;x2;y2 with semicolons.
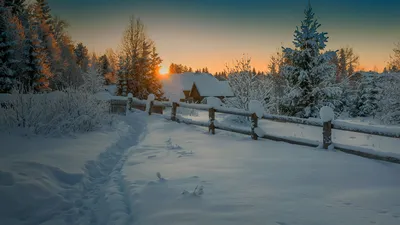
254;127;266;137
248;100;264;118
206;97;223;108
319;106;334;122
147;94;155;101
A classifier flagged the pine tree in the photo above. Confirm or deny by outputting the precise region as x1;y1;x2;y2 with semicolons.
357;73;381;117
279;3;342;118
20;21;51;91
74;42;89;72
148;46;164;99
117;55;128;96
5;0;25;16
338;48;347;79
98;54;111;85
0;2;19;92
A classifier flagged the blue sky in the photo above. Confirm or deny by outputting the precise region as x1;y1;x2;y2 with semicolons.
47;0;400;72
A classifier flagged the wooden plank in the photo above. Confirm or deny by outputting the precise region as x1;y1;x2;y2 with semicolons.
335;146;400;165
332;122;400;138
215;107;253;117
262;114;323;127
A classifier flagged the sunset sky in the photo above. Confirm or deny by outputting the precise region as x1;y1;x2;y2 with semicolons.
47;0;400;73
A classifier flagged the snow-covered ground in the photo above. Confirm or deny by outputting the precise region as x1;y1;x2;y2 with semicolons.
2;109;400;225
0;112;146;225
123;115;400;225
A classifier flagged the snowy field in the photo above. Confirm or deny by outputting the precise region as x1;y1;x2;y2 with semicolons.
124;115;400;225
1;110;400;225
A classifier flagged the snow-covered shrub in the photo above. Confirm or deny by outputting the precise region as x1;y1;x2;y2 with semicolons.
224;56;272;122
0;88;112;136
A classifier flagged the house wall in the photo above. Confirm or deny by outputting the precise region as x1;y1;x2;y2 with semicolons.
189;84;204;103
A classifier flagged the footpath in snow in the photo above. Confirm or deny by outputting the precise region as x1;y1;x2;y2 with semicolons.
0;111;147;225
122;116;400;225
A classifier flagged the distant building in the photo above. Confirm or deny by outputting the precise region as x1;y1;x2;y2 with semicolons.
162;72;234;103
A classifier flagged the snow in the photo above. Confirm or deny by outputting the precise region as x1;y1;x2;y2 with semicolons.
248;100;264;118
2;109;400;225
0;112;147;225
254;127;266;137
320;106;335;122
147;93;155;101
206;97;223;108
162;73;234;101
122;117;400;225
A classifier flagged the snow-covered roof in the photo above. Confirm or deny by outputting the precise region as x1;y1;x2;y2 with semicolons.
162;73;234;100
192;80;234;97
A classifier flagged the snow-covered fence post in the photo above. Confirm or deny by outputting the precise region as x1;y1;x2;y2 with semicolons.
249;100;264;140
171;102;178;121
251;113;259;140
320;106;334;149
209;108;216;134
146;94;155;116
127;93;133;111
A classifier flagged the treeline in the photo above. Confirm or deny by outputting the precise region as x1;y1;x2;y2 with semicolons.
0;0;91;93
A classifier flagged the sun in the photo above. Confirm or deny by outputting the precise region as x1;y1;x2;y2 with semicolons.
159;65;169;76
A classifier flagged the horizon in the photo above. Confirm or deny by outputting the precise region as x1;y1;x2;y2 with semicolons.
46;0;400;73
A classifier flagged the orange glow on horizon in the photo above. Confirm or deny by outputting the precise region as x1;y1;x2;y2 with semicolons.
159;65;169;76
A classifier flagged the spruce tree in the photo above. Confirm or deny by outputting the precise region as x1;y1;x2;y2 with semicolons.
357;73;381;117
280;3;341;118
117;55;128;96
149;46;164;99
21;22;52;91
0;3;19;92
74;42;89;72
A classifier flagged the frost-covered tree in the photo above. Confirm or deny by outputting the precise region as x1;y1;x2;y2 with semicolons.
98;54;112;85
225;56;271;112
355;73;381;117
81;66;105;94
116;55;128;96
279;3;342;118
148;46;164;99
388;43;400;72
74;42;89;72
378;73;400;124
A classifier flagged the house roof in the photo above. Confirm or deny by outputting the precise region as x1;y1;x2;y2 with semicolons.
162;73;234;100
190;80;234;97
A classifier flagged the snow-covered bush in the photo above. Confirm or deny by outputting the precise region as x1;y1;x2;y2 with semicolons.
0;69;112;135
224;56;272;122
0;88;112;135
377;73;400;125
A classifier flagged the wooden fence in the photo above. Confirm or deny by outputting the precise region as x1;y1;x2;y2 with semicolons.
127;96;400;165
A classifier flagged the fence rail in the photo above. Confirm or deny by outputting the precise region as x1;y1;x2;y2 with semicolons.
125;96;400;164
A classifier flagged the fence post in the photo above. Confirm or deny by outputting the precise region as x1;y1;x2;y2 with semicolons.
148;101;154;115
171;102;178;121
127;93;133;111
323;120;332;149
251;113;259;140
209;108;216;134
